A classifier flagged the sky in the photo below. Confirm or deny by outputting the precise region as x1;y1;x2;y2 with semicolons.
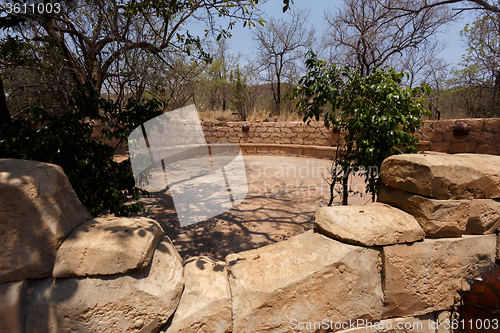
215;0;478;70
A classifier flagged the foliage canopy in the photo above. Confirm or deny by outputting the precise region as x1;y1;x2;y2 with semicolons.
0;97;165;216
293;52;430;203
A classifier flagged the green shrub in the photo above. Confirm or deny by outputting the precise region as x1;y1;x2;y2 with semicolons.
293;52;430;203
0;97;165;216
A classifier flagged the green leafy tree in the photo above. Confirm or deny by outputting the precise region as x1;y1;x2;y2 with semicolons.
1;0;269;117
293;52;430;205
0;35;40;127
0;97;165;216
0;0;295;217
450;13;500;117
229;64;250;120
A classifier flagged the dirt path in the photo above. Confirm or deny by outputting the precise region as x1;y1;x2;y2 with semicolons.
130;155;370;261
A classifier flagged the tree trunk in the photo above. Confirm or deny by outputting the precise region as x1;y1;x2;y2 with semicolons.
276;78;281;116
342;136;354;206
492;73;500;117
0;77;12;128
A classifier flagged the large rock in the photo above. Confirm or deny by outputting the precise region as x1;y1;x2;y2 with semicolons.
162;256;232;333
0;159;91;284
314;203;425;246
53;216;164;277
466;199;500;234
380;153;500;199
0;280;26;333
383;235;496;318
378;185;470;237
227;230;383;333
25;236;183;333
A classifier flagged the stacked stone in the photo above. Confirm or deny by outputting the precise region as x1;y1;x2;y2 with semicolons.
3;154;500;333
378;153;500;238
370;153;500;331
202;121;338;147
307;153;500;332
0;159;184;333
415;118;500;154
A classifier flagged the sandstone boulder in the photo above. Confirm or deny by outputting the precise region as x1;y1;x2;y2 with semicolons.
466;199;500;234
0;159;91;284
26;236;183;333
227;230;383;333
53;216;164;277
380;153;500;199
162;256;232;333
383;235;496;318
0;280;26;333
378;185;470;237
314;203;424;246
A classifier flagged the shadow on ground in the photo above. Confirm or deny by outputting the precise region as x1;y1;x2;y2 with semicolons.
130;156;370;261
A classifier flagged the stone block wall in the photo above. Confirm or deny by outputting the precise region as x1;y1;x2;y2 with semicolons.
97;117;500;159
2;153;500;332
203;121;339;159
415;118;500;155
202;118;500;157
203;121;337;146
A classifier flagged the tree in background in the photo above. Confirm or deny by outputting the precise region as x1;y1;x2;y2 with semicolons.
229;64;252;120
324;0;453;80
253;8;315;116
195;39;240;112
143;51;205;110
378;0;500;15
1;0;266;117
0;97;165;216
0;35;76;122
0;0;289;216
451;12;500;117
293;52;430;205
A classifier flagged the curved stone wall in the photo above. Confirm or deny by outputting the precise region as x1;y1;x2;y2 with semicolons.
202;118;500;156
99;117;500;159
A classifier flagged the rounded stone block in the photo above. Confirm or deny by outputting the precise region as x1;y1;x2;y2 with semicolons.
26;236;183;333
314;202;425;246
0;159;92;284
53;216;165;278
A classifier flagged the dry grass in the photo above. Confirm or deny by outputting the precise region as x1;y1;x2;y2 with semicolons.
198;107;303;123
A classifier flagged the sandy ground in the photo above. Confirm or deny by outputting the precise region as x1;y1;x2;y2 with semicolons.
129;155;371;261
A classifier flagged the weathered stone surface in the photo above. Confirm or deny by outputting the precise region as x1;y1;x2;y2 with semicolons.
335;313;436;332
0;159;92;284
162;256;231;333
314;203;424;246
378;185;470;237
437;311;452;333
0;280;26;333
26;236;183;333
383;235;496;318
466;199;500;234
227;230;383;333
380;153;500;199
53;216;164;277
